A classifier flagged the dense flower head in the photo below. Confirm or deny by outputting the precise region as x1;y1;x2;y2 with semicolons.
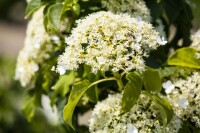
89;93;182;133
57;11;166;74
163;71;200;127
101;0;151;22
15;7;60;87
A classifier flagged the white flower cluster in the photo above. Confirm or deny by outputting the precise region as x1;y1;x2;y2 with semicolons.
89;93;182;133
15;7;59;87
163;71;200;127
191;30;200;59
57;11;166;74
102;0;167;40
101;0;151;22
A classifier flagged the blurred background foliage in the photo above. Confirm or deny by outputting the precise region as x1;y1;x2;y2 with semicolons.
0;56;66;133
0;0;200;132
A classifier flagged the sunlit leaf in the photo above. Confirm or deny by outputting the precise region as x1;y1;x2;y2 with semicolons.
53;71;76;97
166;47;200;69
63;80;90;129
72;3;80;17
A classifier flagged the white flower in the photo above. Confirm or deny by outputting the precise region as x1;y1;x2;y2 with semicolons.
51;36;60;43
195;52;200;59
166;71;200;127
157;36;167;45
57;11;166;74
101;0;151;22
127;124;138;133
41;95;58;125
89;93;182;133
162;80;175;94
178;98;188;109
57;65;65;75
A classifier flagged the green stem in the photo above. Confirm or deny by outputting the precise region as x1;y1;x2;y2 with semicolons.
113;72;124;91
88;77;116;89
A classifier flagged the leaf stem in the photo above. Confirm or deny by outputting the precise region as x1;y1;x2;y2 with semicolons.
113;72;124;91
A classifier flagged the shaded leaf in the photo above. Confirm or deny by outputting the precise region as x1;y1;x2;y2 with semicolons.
25;0;42;18
143;67;162;92
42;73;53;92
122;72;142;112
158;66;178;78
166;47;200;69
84;65;99;103
22;90;41;121
48;3;63;31
145;0;163;20
22;96;35;122
144;91;173;126
86;85;98;103
163;0;184;23
63;80;90;129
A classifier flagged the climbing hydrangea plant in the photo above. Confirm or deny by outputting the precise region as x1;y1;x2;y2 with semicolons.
15;0;200;132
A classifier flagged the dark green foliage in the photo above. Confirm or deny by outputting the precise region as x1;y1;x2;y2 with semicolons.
143;67;162;92
143;91;173;126
122;72;142;112
145;0;193;65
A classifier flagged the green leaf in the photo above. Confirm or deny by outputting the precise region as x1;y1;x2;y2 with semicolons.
163;0;184;23
43;5;52;32
22;90;42;121
122;72;142;112
158;67;178;78
62;0;79;14
144;91;173;126
84;65;99;103
164;0;193;47
166;47;200;69
48;3;63;31
42;73;53;92
63;80;90;129
22;95;35;122
86;85;98;103
62;0;73;13
72;3;80;17
145;0;163;20
54;72;76;96
175;3;193;46
143;67;162;92
25;0;42;18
